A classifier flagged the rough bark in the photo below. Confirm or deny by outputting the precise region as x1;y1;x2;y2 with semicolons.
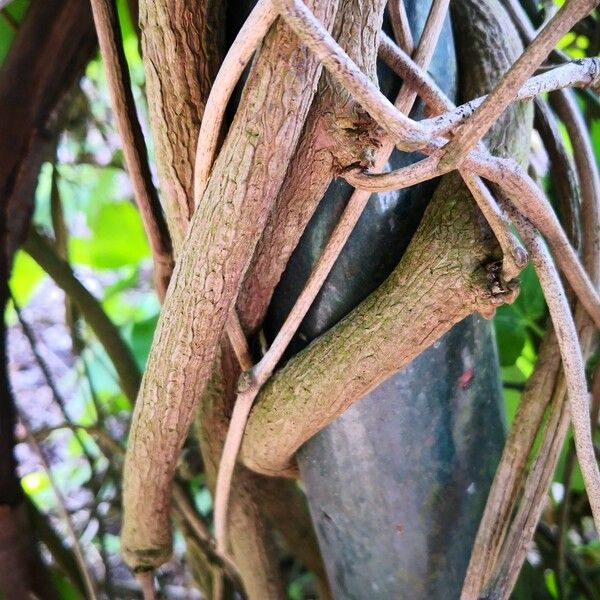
197;341;287;600
240;171;518;476
238;0;533;481
140;0;226;251
237;0;387;334
196;1;388;593
122;0;339;570
197;340;330;598
138;2;327;594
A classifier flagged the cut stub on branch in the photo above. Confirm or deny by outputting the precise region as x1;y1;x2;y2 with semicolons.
240;171;521;477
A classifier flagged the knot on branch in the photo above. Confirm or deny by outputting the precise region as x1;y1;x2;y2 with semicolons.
475;258;521;319
579;56;600;92
329;107;384;171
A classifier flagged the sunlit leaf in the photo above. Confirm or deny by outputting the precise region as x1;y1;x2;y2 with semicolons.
70;201;150;269
9;250;46;306
22;470;50;495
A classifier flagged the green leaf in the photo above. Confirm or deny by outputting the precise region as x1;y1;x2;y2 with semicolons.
544;570;559;599
9;250;46;306
513;263;546;324
50;569;84;600
494;304;527;366
0;1;29;68
130;314;159;368
503;387;521;425
70;201;150;269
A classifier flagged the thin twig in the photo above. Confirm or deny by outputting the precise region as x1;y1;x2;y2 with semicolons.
388;0;414;54
534;98;581;248
274;0;430;151
421;57;600;135
395;0;450;113
136;571;157;600
481;220;600;600
89;0;173;300
22;229;141;403
460;329;561;599
19;413;98;600
193;0;279;204
439;0;598;167
550;89;600;283
11;297;116;594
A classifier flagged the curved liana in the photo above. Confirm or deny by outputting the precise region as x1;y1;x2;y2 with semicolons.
114;0;600;597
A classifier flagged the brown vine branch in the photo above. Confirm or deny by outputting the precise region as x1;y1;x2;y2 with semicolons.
214;0;450;554
388;0;414;55
192;0;279;204
89;0;173;300
22;229;141;404
121;0;339;570
240;173;518;475
479;224;598;600
460;329;562;599
421;57;600;135
439;0;599;167
551;89;600;280
344;148;600;330
462;8;600;595
462;88;585;600
274;2;600;328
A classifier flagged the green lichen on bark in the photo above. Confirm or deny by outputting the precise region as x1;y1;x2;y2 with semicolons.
241;172;517;476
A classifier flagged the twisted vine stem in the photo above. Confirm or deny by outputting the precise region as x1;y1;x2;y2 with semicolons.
122;0;600;588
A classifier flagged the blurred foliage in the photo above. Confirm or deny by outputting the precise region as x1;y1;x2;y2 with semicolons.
2;0;600;598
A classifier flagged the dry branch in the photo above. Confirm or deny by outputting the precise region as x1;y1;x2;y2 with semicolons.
215;0;450;554
89;0;173;300
193;0;279;204
439;0;599;167
140;0;226;252
121;0;600;584
388;0;413;54
237;0;390;334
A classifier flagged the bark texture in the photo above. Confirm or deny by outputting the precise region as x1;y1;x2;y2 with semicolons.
138;2;329;594
122;0;339;570
240;172;519;475
140;0;226;251
237;0;387;334
197;341;287;600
